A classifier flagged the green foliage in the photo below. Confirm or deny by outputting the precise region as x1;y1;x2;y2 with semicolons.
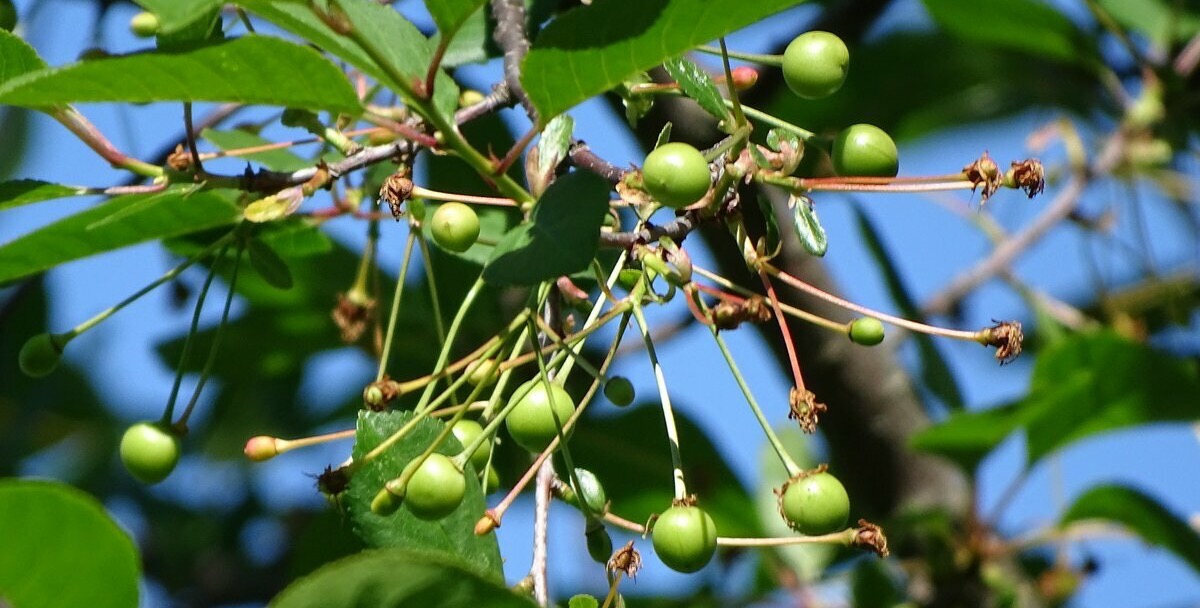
348;411;503;580
133;0;223;35
662;57;730;122
520;0;806;118
0;179;86;211
484;171;611;285
0;189;240;285
0;480;139;608
424;0;487;39
270;549;536;607
0;37;362;114
790;195;828;257
921;0;1097;65
1061;484;1200;573
0;30;46;84
202;128;312;172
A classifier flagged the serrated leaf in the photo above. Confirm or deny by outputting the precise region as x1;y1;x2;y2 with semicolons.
202;128;311;172
425;0;487;38
269;549;535;608
766;128;800;153
520;0;806;118
654;122;672;149
921;0;1096;65
536;114;574;182
0;189;241;285
851;205;963;410
348;411;503;581
0;480;139;608
0;36;362;115
568;595;600;608
133;0;223;35
240;0;459;119
1061;485;1200;573
790;195;827;257
0;179;86;211
247;239;294;289
662;56;729;121
0;30;47;85
484;171;611;286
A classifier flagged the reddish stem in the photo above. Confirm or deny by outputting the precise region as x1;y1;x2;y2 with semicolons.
759;270;806;392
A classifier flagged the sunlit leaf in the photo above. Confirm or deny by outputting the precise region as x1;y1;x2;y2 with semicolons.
1061;484;1200;573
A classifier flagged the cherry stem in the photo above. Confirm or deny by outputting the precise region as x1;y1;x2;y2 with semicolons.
696;44;783;67
376;230;417;382
410;186;519;207
415;234;454;405
629;286;688;501
762;262;982;342
759;270;807;393
161;242;230;425
276;429;357;454
176;242;245;428
691;265;845;333
718;38;747;127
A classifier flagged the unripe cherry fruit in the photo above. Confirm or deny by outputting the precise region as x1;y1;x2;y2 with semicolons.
848;317;885;346
404;453;466;520
129;11;159;38
19;333;62;378
782;31;849;100
465;358;499;387
603;376;635;407
586;520;613;564
641;143;711;209
428;202;480;253
451;419;491;471
504;379;576;453
652;505;718;573
832;124;899;178
119;422;181;484
561;468;607;514
779;470;850;535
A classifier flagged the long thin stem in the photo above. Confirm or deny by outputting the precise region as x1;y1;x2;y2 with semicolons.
759;270;806;392
629;295;688;500
692;264;845;332
176;243;245;428
696;44;783;67
161;243;229;424
413;276;488;413
377;230;418;381
718;38;747;127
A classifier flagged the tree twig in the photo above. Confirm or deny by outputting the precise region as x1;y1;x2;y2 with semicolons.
490;0;538;122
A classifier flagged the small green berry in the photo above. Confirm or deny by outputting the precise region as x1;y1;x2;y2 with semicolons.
19;333;62;378
779;470;850;535
585;520;613;564
561;468;607;514
652;504;718;573
603;376;635;407
782;31;849;100
465;358;499;387
642;142;711;209
429;202;480;253
129;11;159;38
451;419;491;471
119;422;181;484
405;453;466;520
505;379;576;453
832;124;899;178
848;317;885;346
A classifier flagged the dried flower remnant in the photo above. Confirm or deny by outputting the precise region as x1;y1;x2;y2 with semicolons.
964;152;1003;203
1007;159;1045;198
608;541;643;578
980;320;1024;365
854;519;890;557
379;172;414;220
788;387;827;433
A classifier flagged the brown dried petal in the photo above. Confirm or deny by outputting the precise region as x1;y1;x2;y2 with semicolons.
853;519;890;557
608;541;642;578
788;387;827;433
167;144;194;172
332;292;377;343
964;151;1003;204
379;173;414;220
983;320;1024;365
1009;159;1045;198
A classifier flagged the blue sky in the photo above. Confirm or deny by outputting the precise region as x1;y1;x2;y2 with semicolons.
3;0;1199;606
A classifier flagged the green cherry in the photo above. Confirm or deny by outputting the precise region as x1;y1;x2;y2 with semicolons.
642;143;711;209
832;124;899;178
603;376;635;407
429;202;481;253
782;31;849;100
652;504;718;573
119;422;182;484
19;333;63;378
129;12;159;38
451;419;492;471
848;317;885;346
504;379;576;453
780;470;850;535
405;453;466;520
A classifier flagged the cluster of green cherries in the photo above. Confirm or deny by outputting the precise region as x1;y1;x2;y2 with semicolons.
16;28;882;575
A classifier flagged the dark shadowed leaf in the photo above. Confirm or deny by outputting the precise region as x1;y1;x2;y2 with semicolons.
921;0;1097;65
0;480;139;608
1061;484;1200;573
0;37;362;115
909;402;1025;471
484;171;611;286
521;0;805;118
0;188;241;285
270;549;535;608
347;411;503;580
248;238;294;289
0;179;86;211
662;57;729;122
1097;0;1200;46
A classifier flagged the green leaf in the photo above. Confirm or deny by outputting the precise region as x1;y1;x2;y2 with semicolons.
851;558;905;608
753;194;781;259
570;405;761;538
912;331;1200;471
202;128;311;172
240;0;459;119
437;6;489;67
921;0;1096;65
536;114;574;184
568;595;600;608
520;0;805;118
425;0;487;38
0;179;86;211
270;549;536;608
1097;0;1200;46
0;36;362;115
851;205;964;410
133;0;223;35
1020;331;1200;463
789;195;827;257
484;171;611;286
909;403;1025;471
0;480;139;608
348;411;503;581
0;188;241;285
0;30;46;85
1061;484;1200;573
662;56;729;122
247;238;294;289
